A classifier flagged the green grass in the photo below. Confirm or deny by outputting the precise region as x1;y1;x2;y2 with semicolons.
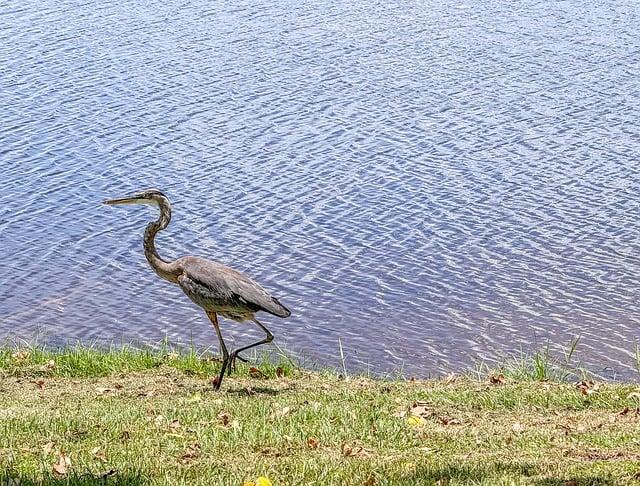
1;345;640;485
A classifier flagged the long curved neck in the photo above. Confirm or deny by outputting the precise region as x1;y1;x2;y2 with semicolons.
144;199;180;283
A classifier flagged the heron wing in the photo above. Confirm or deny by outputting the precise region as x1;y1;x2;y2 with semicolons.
177;256;291;318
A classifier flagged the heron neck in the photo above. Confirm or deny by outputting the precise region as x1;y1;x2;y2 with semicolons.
144;200;180;283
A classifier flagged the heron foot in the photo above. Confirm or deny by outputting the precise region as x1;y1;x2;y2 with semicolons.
228;352;250;375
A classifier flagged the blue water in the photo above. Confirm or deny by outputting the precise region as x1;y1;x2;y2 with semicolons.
1;0;639;378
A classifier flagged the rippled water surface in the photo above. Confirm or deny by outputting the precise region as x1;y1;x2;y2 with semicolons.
1;0;639;378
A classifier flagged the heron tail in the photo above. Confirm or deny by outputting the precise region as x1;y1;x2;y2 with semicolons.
269;297;291;318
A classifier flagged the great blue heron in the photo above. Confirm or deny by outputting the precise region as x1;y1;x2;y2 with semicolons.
103;188;291;390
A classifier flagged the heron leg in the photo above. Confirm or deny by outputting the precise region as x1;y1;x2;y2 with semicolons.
207;311;229;391
229;318;274;374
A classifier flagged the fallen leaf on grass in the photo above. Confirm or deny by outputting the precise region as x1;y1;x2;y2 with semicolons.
409;402;432;418
341;441;371;458
179;443;201;464
275;366;285;378
364;475;376;486
90;446;107;462
52;452;71;476
575;380;598;396
618;407;640;416
34;379;45;390
489;374;506;385
406;401;432;426
438;416;461;426
42;441;55;455
249;367;265;379
217;411;231;427
407;415;426;427
307;437;319;449
169;419;182;431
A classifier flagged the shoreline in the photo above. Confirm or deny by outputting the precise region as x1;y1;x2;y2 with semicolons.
1;346;640;484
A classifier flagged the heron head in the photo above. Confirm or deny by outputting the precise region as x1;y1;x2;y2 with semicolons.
103;188;168;206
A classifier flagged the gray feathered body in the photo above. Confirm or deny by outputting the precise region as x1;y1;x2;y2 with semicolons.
174;256;290;322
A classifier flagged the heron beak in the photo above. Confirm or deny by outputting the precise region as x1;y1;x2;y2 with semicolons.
103;195;145;206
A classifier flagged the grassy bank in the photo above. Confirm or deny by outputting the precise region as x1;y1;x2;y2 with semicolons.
1;346;640;485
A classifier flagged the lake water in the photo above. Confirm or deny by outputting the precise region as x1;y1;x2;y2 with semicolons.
1;0;639;379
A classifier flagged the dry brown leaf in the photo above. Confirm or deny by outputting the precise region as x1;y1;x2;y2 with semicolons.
179;443;201;464
249;367;265;379
438;416;461;426
169;420;182;431
489;374;506;385
217;411;231;427
307;437;319;449
341;441;370;458
52;452;71;476
34;379;45;390
575;380;598;396
409;401;433;419
363;475;376;486
275;366;285;378
618;407;640;416
90;447;107;462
